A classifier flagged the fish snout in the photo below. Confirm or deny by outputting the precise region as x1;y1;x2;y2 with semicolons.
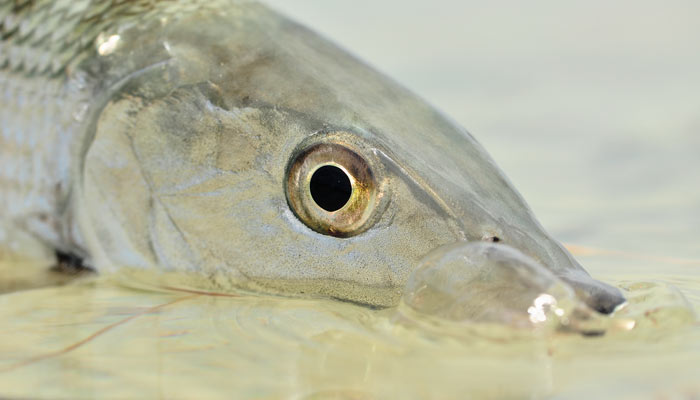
559;272;626;314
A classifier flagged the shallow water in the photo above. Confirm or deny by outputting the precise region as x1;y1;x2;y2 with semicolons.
0;258;697;399
2;1;700;399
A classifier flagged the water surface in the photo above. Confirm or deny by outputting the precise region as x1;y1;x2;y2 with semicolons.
1;1;699;399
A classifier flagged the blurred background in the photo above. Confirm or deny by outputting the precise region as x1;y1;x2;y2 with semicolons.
263;0;700;262
1;4;699;399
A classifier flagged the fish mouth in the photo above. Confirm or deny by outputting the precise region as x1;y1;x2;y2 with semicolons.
403;242;627;330
558;270;627;314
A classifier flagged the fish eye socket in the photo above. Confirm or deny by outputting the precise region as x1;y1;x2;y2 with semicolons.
285;140;382;237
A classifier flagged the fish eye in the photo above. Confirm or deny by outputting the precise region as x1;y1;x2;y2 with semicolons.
309;165;352;212
285;139;383;237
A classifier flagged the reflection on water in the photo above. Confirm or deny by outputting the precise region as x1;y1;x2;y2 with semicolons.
0;256;696;399
2;1;700;398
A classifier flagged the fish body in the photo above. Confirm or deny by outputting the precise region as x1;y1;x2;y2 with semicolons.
0;0;624;312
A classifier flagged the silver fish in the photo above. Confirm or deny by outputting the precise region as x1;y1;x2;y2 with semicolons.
0;0;625;313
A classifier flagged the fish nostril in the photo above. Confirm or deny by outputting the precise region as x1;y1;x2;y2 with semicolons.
484;236;501;243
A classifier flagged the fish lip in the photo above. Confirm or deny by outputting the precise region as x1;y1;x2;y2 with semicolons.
558;272;627;315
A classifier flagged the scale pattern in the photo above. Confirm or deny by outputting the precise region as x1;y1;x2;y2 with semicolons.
0;0;224;247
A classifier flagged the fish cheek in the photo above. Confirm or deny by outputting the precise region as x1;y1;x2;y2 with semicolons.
80;87;278;281
81;85;458;301
242;172;466;308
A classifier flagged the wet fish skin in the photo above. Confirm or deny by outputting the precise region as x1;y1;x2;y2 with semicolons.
0;0;625;311
0;0;218;250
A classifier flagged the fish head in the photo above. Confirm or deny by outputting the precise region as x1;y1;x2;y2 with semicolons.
78;3;624;313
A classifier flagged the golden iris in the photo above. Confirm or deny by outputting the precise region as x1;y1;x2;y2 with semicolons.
285;134;385;237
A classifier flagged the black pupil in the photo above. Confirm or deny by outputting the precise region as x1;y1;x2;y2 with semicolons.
310;165;352;212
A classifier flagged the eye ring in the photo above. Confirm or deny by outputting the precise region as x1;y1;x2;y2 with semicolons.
285;135;386;237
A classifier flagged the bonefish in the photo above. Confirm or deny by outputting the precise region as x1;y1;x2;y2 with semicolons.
0;0;625;313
